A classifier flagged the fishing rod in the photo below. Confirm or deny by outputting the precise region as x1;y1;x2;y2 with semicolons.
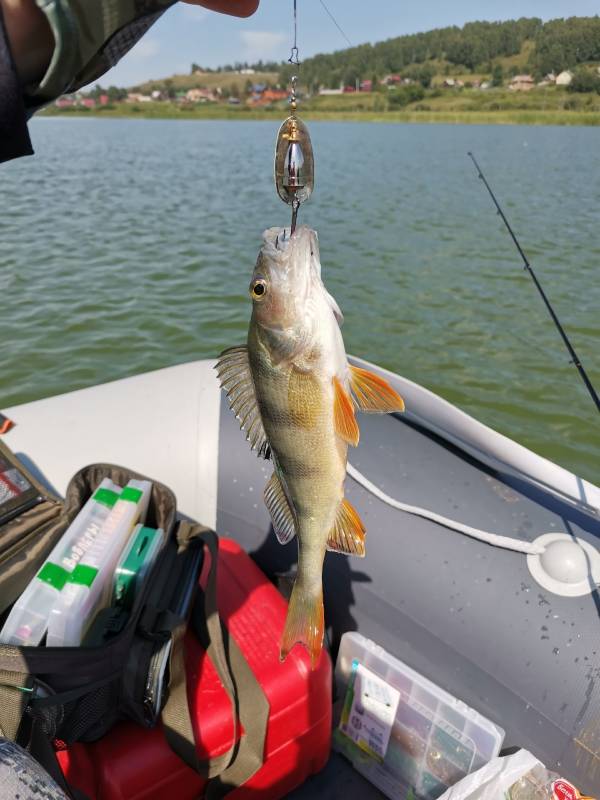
468;151;600;416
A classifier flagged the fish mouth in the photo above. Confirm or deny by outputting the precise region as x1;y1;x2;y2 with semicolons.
262;226;318;270
263;224;313;251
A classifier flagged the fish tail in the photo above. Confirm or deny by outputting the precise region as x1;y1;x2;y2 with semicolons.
280;580;324;669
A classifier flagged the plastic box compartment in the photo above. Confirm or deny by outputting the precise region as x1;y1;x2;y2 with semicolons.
333;632;504;800
58;538;332;800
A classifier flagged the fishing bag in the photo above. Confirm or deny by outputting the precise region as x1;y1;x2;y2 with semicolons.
0;438;269;798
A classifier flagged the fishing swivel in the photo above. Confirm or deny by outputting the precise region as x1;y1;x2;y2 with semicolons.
274;0;314;235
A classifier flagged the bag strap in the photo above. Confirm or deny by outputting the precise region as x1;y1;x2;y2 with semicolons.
161;526;270;798
0;671;83;799
0;670;34;739
28;721;88;800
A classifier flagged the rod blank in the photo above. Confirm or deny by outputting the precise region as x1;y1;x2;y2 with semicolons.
468;151;600;416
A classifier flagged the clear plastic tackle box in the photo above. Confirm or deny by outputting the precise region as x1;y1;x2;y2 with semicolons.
333;632;505;800
0;479;121;646
46;480;152;647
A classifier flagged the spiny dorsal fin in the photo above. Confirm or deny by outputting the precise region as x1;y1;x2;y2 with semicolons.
215;346;270;459
264;472;297;545
349;365;405;414
327;498;366;556
333;376;359;446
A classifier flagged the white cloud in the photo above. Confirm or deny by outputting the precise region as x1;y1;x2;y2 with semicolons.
127;37;161;61
239;31;287;62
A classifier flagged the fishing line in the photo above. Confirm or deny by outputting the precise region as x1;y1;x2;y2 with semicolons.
346;462;545;555
318;0;353;48
468;152;600;416
289;0;299;66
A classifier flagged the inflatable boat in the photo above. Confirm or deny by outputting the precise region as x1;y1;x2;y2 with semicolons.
4;356;600;795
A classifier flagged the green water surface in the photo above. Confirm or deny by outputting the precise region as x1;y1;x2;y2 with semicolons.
1;118;598;484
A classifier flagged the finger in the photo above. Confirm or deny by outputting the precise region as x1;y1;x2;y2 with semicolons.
182;0;259;18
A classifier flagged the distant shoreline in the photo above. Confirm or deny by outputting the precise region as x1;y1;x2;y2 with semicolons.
41;106;600;126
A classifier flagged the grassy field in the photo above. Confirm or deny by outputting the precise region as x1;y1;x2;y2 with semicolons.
135;70;278;94
43;85;600;126
50;38;600;126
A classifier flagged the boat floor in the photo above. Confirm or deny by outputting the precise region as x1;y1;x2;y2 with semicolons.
287;752;385;799
5;362;600;791
218;399;600;789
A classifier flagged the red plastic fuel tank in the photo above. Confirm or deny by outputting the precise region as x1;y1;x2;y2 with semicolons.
57;537;332;799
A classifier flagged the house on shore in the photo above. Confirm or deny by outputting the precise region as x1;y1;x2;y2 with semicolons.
319;86;344;95
509;74;535;91
556;70;573;86
126;92;152;103
186;88;216;103
249;88;288;106
443;78;465;88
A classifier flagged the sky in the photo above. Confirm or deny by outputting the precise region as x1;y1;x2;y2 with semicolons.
99;0;600;88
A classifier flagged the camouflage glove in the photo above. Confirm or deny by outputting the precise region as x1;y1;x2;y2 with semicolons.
28;0;176;108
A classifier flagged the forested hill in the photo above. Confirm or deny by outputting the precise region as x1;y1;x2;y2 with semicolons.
280;16;600;89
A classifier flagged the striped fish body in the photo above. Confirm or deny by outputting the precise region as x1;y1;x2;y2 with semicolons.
216;225;404;667
248;301;347;593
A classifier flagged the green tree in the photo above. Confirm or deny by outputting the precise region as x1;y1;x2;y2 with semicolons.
491;64;504;86
107;85;126;101
533;17;600;75
568;69;600;93
88;83;104;99
164;79;176;99
402;63;436;87
278;17;545;89
387;84;425;108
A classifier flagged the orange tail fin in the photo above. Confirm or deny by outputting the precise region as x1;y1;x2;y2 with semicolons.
280;582;324;669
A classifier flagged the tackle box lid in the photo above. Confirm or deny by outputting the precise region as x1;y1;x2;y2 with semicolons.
334;631;505;800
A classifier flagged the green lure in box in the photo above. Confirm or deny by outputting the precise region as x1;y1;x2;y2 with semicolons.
113;524;165;609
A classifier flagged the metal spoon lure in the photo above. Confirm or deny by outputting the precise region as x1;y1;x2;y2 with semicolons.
274;1;314;235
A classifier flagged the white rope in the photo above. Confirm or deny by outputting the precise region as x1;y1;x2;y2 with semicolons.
347;463;546;556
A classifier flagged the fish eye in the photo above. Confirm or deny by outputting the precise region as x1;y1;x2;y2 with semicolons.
250;279;267;300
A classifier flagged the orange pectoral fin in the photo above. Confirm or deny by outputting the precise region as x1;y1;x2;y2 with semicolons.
349;365;405;413
333;376;359;446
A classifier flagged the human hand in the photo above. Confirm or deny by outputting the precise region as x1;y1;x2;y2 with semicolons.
1;0;53;85
183;0;259;18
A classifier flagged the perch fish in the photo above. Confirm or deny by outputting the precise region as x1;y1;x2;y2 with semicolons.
216;226;404;666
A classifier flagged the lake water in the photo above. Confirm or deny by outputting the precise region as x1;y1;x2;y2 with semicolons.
1;118;598;483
